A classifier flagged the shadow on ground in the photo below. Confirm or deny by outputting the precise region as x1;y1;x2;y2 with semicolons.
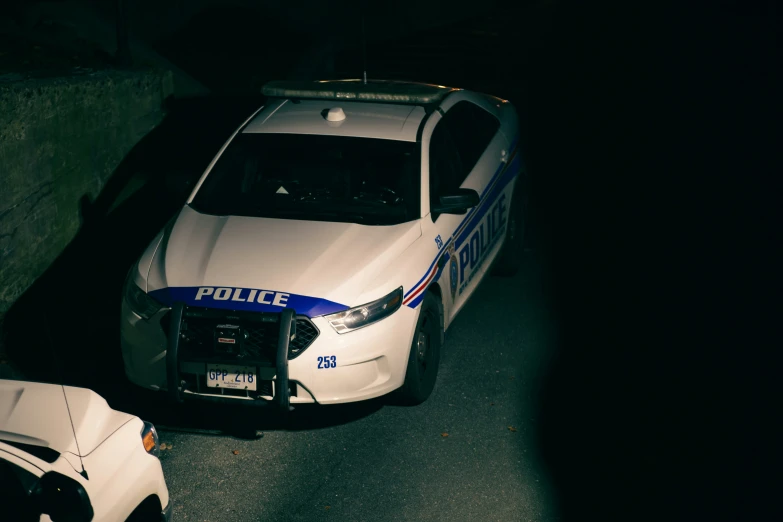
2;94;263;403
115;389;387;439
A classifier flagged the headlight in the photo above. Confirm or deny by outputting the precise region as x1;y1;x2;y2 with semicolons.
141;421;160;458
124;268;165;320
325;287;402;334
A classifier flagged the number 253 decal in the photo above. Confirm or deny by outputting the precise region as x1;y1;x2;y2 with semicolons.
317;356;337;369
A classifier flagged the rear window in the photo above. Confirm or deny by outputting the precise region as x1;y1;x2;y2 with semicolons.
190;133;421;225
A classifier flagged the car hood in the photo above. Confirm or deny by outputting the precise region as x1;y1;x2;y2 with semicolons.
145;206;422;316
0;380;134;458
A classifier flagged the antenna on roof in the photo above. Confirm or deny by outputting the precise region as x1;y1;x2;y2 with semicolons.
43;309;89;479
361;15;368;84
61;385;89;480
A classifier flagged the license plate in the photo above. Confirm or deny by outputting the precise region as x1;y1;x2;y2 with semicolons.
206;364;257;391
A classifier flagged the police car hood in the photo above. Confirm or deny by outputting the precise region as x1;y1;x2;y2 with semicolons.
0;380;134;458
145;205;421;316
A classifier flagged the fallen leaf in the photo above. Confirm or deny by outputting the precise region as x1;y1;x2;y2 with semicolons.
159;443;168;450
507;426;518;432
441;432;449;438
232;450;240;455
324;506;331;510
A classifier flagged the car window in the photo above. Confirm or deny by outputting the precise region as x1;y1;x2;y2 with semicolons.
0;458;39;522
191;133;421;225
429;119;465;213
442;101;501;179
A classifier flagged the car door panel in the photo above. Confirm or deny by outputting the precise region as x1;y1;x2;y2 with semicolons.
418;96;510;327
448;131;510;321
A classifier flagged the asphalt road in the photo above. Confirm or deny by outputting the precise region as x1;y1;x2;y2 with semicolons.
138;250;558;522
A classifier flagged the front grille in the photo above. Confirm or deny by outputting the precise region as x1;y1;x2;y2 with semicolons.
289;318;319;360
159;309;319;361
180;314;278;364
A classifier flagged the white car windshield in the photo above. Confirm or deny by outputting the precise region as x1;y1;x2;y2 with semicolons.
190;133;421;225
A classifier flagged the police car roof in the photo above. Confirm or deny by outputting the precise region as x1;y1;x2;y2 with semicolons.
244;98;429;142
243;79;460;142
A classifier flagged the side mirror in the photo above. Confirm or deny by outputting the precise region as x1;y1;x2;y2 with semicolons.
32;472;94;522
431;188;480;215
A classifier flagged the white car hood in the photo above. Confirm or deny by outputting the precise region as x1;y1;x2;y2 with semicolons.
145;206;421;316
0;380;134;458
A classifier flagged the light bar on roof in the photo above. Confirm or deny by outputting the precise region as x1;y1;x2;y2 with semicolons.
261;79;459;105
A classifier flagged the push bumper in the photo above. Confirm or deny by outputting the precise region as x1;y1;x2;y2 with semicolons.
166;302;295;412
122;298;419;405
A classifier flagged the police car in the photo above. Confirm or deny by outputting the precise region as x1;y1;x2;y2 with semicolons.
0;379;171;521
121;79;525;409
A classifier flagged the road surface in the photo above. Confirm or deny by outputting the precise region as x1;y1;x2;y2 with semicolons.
144;251;558;522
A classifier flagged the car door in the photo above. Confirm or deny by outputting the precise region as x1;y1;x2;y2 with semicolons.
419;95;509;326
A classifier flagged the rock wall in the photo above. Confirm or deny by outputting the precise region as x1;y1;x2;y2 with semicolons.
0;68;173;319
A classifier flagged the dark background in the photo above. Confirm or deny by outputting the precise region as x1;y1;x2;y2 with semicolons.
2;0;779;520
528;1;777;520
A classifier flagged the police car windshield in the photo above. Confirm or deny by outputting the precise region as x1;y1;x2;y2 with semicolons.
190;133;420;225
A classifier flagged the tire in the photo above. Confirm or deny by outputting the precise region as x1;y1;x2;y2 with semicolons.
396;292;442;405
492;182;527;277
125;495;162;522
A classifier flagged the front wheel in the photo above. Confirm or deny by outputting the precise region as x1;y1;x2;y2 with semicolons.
396;292;442;405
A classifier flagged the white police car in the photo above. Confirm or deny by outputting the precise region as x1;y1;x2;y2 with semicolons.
0;379;171;521
121;79;525;409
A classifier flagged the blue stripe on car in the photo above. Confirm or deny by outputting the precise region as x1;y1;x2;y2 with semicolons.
149;287;349;317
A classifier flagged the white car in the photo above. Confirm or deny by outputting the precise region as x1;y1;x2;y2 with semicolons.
0;379;171;521
121;79;525;409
